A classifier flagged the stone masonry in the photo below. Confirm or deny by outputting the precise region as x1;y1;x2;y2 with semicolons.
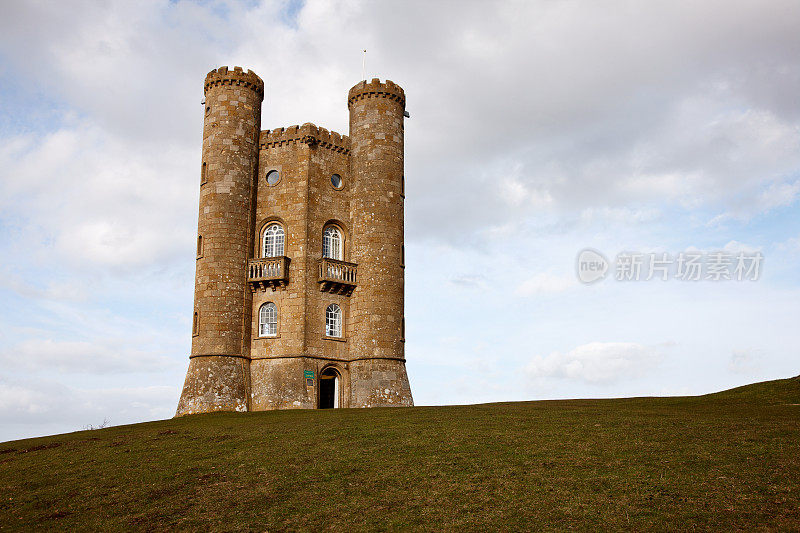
176;66;413;414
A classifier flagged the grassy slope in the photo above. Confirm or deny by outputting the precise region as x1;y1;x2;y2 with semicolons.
0;377;798;531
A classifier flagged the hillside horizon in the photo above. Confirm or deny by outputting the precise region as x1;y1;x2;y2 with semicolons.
1;375;798;530
2;375;797;445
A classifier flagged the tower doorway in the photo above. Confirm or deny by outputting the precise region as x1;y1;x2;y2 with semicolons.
319;368;340;409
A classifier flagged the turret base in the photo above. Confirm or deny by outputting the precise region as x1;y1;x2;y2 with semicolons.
176;356;249;416
349;359;414;408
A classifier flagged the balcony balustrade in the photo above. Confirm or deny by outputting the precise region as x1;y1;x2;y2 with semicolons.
247;256;290;291
318;258;357;296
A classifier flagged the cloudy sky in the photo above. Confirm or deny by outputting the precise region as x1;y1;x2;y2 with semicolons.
1;0;799;441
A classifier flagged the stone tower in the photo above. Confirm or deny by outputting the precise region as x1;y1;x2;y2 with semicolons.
177;67;413;415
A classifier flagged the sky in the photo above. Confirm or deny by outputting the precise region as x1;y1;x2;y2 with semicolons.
0;0;798;441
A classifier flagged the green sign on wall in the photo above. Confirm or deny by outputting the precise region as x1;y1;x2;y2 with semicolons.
304;370;315;379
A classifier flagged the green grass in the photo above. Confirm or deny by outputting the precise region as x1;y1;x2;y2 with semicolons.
1;377;798;531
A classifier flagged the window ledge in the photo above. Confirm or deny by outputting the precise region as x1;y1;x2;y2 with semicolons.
255;334;281;340
323;335;346;343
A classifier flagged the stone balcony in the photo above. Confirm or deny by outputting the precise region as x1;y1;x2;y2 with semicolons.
248;256;290;291
318;258;357;296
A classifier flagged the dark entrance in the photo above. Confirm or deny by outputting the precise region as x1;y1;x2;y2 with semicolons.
319;368;339;409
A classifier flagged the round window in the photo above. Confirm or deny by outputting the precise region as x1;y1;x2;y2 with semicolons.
266;170;280;186
331;173;342;189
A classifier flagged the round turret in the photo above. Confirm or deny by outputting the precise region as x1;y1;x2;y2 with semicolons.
347;79;413;407
177;66;264;415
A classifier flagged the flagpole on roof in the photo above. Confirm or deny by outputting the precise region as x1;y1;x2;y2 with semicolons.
362;49;367;81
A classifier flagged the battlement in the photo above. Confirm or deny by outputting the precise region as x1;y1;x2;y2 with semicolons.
259;123;350;154
347;78;405;109
204;66;264;99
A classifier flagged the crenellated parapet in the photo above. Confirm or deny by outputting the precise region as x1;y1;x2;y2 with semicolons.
347;78;405;109
204;66;264;100
259;123;350;154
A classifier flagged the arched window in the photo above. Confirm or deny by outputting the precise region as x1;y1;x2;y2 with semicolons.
323;226;342;260
325;304;342;338
259;302;278;337
263;223;285;257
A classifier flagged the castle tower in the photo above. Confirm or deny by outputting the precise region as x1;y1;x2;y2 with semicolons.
348;80;413;407
177;68;412;415
176;67;263;415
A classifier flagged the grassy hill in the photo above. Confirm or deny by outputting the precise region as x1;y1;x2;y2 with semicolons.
1;377;798;531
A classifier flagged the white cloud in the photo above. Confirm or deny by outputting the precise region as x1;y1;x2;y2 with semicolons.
722;240;762;254
775;235;800;253
729;348;762;375
526;342;661;384
0;377;177;441
450;275;487;289
517;273;576;295
0;270;88;302
580;206;661;225
0;122;197;271
755;180;800;212
0;339;173;375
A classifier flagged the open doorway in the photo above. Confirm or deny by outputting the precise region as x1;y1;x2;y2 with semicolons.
319;368;340;409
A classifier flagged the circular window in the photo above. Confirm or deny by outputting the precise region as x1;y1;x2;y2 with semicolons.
266;170;280;186
331;173;342;189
